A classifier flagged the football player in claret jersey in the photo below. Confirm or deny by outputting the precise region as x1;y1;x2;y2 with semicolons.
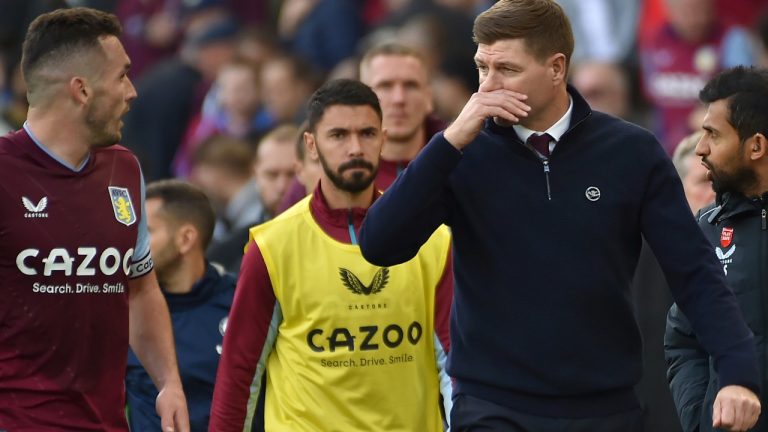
209;79;454;431
0;7;189;431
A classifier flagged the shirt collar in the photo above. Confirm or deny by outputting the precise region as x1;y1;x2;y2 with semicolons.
513;96;573;143
23;121;90;172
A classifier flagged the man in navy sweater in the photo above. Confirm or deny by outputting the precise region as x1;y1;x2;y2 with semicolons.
126;179;237;431
359;0;761;430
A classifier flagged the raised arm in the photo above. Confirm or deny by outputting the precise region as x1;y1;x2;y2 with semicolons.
360;134;457;266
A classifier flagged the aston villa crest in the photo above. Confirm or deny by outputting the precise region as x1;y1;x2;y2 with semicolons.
108;186;136;226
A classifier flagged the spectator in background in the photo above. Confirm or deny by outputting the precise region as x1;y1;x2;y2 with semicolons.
201;127;297;272
251;124;298;217
639;0;756;154
673;131;716;213
121;9;238;180
126;179;236;432
558;0;640;64
0;63;28;133
259;54;320;126
276;122;322;214
174;56;271;177
190;135;266;243
277;0;365;72
666;66;768;432
359;43;446;190
570;60;631;120
115;0;183;80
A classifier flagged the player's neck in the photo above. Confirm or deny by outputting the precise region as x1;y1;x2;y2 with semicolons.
319;179;375;210
162;255;206;295
381;127;425;161
26;108;91;168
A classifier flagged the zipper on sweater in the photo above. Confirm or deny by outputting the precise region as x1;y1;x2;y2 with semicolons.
543;159;552;201
348;210;358;245
762;208;766;230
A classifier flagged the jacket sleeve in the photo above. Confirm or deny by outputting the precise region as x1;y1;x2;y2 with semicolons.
209;241;279;431
639;138;759;396
360;133;460;266
665;302;710;432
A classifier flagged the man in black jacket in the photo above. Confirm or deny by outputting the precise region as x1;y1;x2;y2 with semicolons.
359;1;761;431
666;66;768;432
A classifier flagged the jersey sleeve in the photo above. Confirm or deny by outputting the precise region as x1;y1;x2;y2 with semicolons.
209;240;280;431
129;166;153;278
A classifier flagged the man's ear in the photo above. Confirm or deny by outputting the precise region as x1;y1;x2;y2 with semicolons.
176;223;199;255
749;133;767;161
549;53;567;86
305;131;319;161
69;76;90;105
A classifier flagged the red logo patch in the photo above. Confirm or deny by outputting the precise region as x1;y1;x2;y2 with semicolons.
720;227;734;248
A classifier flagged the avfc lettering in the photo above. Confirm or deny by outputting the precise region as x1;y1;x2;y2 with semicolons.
16;247;135;276
307;321;423;352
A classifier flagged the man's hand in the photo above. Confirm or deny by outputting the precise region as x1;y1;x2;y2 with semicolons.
156;382;190;432
712;385;761;431
443;89;530;150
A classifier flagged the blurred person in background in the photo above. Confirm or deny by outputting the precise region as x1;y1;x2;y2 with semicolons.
673;131;716;213
640;0;756;154
570;61;631;120
126;179;236;431
259;54;320;126
276;121;322;214
277;0;365;72
200;127;297;272
121;6;238;180
174;56;271;177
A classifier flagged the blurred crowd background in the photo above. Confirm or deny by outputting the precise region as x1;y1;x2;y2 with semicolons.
2;0;767;171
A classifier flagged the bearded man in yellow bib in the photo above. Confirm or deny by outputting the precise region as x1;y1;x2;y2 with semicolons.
209;78;454;431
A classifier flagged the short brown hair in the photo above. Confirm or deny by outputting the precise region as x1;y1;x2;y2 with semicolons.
473;0;574;70
22;8;122;98
359;43;428;78
192;135;254;179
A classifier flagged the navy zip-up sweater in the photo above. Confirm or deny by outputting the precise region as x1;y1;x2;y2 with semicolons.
359;87;758;418
126;263;236;431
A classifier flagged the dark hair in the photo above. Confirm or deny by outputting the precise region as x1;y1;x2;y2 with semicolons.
146;179;216;250
22;8;122;94
473;0;574;70
699;66;768;144
307;79;382;132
